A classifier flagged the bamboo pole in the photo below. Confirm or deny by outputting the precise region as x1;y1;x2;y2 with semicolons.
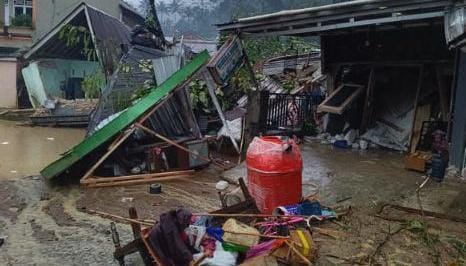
193;213;310;219
285;241;313;266
85;174;192;188
191;254;208;266
82;170;195;184
88;209;154;226
222;230;290;239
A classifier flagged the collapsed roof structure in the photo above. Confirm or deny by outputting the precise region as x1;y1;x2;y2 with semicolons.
218;0;466;172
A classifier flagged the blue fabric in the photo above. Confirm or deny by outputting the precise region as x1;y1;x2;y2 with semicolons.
207;227;224;242
298;201;322;216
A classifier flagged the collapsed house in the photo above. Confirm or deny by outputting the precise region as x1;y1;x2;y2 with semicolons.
21;3;132;126
218;0;466;174
40;36;245;183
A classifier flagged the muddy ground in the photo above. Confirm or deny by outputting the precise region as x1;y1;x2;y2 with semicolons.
1;123;466;265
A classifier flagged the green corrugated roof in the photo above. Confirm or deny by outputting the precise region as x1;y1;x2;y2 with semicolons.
41;51;210;180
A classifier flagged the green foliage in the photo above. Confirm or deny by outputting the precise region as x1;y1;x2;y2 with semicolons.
81;72;105;100
188;79;232;113
242;36;317;64
404;220;440;247
449;238;466;265
59;24;97;61
231;67;253;93
131;79;155;102
189;79;211;113
11;14;32;27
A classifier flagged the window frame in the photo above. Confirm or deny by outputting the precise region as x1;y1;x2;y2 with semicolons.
13;0;33;17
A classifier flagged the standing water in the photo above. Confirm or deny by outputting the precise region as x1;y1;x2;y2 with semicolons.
0;120;85;179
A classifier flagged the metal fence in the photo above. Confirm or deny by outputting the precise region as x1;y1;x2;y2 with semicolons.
260;91;324;133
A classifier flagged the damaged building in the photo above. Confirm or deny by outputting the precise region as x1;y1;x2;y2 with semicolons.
0;0;144;109
20;3;134;126
218;0;466;176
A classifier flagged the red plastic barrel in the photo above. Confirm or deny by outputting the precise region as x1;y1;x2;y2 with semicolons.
246;136;303;214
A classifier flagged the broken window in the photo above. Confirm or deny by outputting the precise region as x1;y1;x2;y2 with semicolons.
317;84;364;115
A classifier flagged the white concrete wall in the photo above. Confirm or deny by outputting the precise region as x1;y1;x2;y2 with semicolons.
0;59;18;108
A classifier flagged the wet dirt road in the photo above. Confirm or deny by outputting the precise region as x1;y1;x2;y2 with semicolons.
1;123;466;265
0;120;85;179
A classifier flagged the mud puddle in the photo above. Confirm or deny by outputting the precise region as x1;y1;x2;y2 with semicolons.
0;120;85;180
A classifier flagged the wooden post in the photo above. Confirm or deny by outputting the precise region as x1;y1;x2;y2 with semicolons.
239;35;263;155
360;67;376;132
202;70;240;153
435;66;449;121
128;207;154;266
408;66;424;148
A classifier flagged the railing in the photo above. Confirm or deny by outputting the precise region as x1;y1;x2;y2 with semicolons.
260;91;324;133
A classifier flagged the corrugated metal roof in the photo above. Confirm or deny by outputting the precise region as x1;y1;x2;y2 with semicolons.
88;46;196;139
88;45;165;131
24;3;131;61
40;50;210;180
217;0;452;36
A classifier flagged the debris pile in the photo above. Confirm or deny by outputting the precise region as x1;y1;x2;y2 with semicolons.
104;179;347;266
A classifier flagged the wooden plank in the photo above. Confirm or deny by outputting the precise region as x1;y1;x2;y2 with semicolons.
360;67;376;132
409;104;431;153
317;84;364;115
408;66;424;146
203;71;240;153
435;66;450;121
128;208;154;266
135;123;213;164
80;128;136;183
82;170;195;184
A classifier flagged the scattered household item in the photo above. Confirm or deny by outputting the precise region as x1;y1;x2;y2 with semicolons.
289;229;317;264
344;129;358;144
333;140;348;149
222;218;260;247
246;136;303;214
405;152;432;172
149;208;194;265
431;153;447;182
272;201;321;216
194;241;237;266
245;240;285;260
359;140;368;150
149;183;162;194
215;181;229;191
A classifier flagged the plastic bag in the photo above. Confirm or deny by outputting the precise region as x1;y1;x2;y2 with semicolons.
193;241;237;266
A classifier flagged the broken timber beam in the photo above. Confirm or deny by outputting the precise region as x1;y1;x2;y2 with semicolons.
135;123;216;165
80;128;136;183
202;70;240;154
